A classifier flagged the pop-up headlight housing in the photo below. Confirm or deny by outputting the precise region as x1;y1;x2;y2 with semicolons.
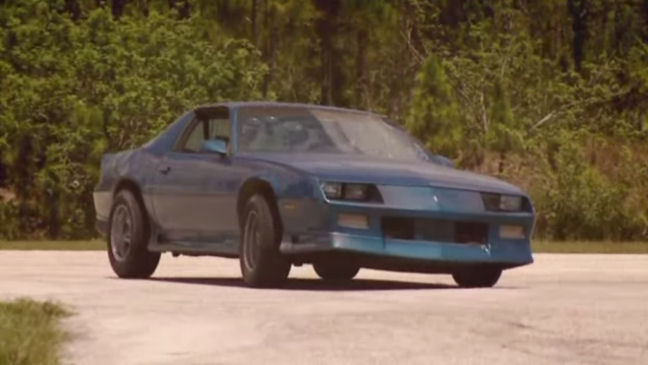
321;182;343;200
481;193;526;212
321;182;382;203
500;195;523;211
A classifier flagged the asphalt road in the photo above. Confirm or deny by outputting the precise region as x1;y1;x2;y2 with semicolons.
0;251;646;365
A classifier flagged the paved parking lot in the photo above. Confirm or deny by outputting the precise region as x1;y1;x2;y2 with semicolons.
0;251;646;364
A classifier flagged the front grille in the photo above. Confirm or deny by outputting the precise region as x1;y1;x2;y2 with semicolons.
454;222;489;244
382;217;488;245
382;217;415;240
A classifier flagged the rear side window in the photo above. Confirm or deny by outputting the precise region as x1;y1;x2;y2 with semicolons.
207;117;230;142
175;107;231;153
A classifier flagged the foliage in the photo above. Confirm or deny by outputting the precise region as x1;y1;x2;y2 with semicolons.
406;0;648;240
0;1;266;238
406;55;465;158
1;0;647;240
532;133;646;240
0;299;70;365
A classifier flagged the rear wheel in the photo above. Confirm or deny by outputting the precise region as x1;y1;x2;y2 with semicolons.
239;194;291;287
313;258;360;282
107;189;160;278
452;266;502;288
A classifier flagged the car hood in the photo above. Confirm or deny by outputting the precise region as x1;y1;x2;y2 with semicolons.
239;153;525;195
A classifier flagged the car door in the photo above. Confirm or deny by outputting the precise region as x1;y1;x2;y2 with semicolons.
151;108;242;243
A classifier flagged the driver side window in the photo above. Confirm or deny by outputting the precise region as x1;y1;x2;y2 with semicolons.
182;120;206;152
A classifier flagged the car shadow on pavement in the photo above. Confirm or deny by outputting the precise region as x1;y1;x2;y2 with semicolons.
147;277;456;291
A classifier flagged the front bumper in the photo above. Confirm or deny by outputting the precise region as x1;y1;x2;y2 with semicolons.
278;185;535;269
280;231;533;268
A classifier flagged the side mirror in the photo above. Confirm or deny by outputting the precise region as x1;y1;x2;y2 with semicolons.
200;139;228;155
429;154;454;168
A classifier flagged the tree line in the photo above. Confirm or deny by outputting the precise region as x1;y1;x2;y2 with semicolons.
1;0;647;241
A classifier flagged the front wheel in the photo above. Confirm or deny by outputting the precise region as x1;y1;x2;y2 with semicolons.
452;267;502;288
239;194;291;287
107;189;160;278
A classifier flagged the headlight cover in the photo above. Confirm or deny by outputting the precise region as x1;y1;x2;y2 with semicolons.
500;195;522;211
321;182;343;199
481;193;525;212
321;182;382;203
344;184;369;201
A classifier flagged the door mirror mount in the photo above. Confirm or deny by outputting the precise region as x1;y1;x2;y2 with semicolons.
200;139;228;155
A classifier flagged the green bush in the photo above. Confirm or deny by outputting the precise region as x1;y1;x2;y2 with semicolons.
0;200;19;239
530;133;648;240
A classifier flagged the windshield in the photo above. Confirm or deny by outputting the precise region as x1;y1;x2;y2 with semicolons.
237;106;427;161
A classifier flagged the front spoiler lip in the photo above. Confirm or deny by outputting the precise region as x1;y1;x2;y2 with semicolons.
280;232;534;267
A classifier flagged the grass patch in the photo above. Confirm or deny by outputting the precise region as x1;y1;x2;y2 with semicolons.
0;240;104;251
533;240;648;254
0;299;70;365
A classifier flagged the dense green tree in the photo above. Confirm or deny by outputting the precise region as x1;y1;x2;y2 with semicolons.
1;0;647;240
406;55;464;159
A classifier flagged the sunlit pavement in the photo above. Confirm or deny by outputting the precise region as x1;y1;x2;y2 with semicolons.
0;251;646;364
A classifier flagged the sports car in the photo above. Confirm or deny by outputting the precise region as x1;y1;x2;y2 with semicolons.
93;102;535;288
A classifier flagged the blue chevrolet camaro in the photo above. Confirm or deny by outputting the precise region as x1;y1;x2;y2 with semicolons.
94;102;535;288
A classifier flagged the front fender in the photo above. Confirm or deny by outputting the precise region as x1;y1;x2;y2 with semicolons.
236;161;328;236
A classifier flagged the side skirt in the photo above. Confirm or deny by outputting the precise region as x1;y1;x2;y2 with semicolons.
148;242;238;258
146;223;239;258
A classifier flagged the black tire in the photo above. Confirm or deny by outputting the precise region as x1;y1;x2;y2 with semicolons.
313;257;360;282
239;194;291;287
107;189;160;278
452;266;502;288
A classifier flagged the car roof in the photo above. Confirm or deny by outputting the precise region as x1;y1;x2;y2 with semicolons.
194;101;384;117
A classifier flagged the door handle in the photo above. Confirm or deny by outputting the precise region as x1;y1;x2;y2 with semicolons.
158;165;171;175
